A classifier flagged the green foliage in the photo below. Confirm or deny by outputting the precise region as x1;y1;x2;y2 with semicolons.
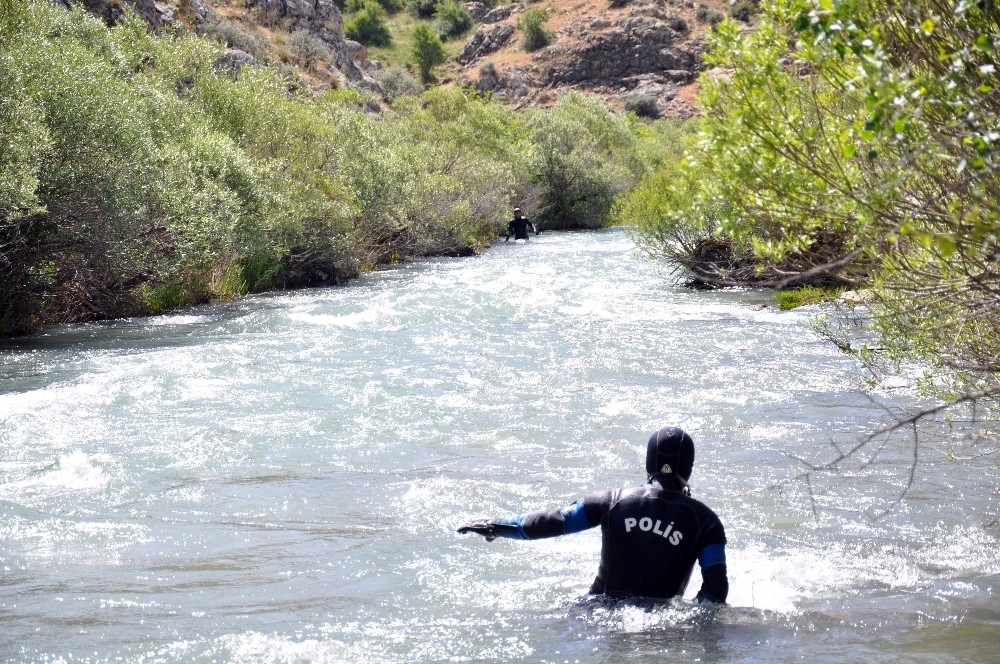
774;286;845;310
0;0;643;337
622;0;1000;407
528;93;642;229
407;0;439;19
373;66;424;101
201;18;269;57
287;30;333;71
434;0;472;40
784;0;1000;401
624;93;659;119
0;71;50;222
518;8;553;52
139;283;194;314
347;0;406;14
411;24;446;83
345;2;393;47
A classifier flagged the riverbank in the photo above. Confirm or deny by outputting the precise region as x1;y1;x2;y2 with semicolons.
2;1;665;337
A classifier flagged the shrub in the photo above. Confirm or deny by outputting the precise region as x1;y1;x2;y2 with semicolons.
519;8;553;52
527;93;641;229
696;5;725;25
477;61;500;92
775;286;845;311
408;0;439;19
346;0;405;14
287;30;333;71
729;0;756;23
411;24;446;83
434;0;472;41
201;18;269;57
624;93;660;119
345;2;392;47
373;66;423;101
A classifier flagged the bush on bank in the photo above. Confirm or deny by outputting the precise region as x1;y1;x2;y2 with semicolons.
0;0;642;336
621;0;1000;407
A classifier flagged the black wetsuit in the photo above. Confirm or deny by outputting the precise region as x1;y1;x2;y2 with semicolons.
495;475;728;602
506;215;536;240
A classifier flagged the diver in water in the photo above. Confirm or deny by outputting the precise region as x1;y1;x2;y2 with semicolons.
505;207;538;241
458;427;729;603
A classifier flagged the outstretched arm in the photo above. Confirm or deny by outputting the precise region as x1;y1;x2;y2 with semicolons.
458;497;602;541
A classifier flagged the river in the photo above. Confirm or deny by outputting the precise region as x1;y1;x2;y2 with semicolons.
1;228;997;663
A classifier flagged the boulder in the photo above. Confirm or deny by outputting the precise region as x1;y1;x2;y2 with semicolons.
77;0;176;28
191;0;218;33
465;2;488;21
482;4;521;23
544;21;700;86
837;289;878;306
476;63;501;92
344;39;368;62
491;66;531;101
245;0;340;26
457;24;515;65
214;48;258;76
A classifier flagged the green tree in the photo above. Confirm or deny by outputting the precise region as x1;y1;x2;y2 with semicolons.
434;0;472;40
411;24;446;83
623;0;1000;460
518;7;553;52
345;1;392;47
528;93;641;229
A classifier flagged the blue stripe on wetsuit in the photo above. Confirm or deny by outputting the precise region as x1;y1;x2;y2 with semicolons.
497;500;594;539
497;514;530;539
698;543;726;569
561;500;592;534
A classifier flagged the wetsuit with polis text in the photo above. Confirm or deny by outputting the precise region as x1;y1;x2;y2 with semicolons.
495;476;728;602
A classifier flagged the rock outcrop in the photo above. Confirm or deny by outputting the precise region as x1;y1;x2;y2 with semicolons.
74;0;177;28
70;0;380;95
244;0;341;30
453;0;715;116
457;24;515;66
544;18;698;86
243;0;371;83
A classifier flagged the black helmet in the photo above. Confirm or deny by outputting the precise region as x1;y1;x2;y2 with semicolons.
646;427;694;482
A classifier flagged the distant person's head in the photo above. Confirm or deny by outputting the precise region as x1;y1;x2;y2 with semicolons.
646;427;695;484
514;207;522;216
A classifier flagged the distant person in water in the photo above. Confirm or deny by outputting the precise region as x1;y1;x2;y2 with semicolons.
458;427;729;603
505;207;538;241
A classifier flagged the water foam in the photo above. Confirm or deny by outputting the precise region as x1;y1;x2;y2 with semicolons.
0;450;107;498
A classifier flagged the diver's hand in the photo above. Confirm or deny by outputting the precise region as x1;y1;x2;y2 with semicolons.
457;521;515;542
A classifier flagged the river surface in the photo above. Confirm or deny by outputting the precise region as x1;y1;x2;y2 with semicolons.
1;228;997;663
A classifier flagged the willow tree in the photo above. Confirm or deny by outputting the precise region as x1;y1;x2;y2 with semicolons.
623;0;999;492
771;0;1000;411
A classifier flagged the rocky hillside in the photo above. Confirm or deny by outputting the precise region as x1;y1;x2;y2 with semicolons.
70;0;746;116
446;0;735;116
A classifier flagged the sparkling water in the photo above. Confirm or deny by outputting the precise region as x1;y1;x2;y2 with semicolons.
1;229;996;662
